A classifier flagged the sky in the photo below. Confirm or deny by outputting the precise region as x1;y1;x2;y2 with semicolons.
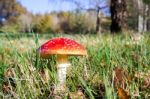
18;0;109;15
18;0;76;14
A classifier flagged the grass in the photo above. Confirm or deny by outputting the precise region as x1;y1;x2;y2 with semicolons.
0;33;150;98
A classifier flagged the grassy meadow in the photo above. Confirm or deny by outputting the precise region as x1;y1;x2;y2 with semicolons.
0;33;150;98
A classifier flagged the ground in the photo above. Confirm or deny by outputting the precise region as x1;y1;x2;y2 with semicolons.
0;33;150;98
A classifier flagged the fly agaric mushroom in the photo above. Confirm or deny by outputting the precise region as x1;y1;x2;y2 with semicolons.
38;37;87;92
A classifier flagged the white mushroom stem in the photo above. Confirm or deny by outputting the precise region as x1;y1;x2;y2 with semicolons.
55;54;70;91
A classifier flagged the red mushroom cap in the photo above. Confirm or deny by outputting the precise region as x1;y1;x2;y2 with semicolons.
38;37;87;58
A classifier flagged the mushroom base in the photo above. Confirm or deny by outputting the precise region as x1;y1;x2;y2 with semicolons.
55;55;70;93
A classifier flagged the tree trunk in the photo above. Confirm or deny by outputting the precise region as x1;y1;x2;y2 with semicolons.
137;0;144;33
143;5;148;32
96;7;101;34
138;15;144;32
147;5;150;31
110;0;127;33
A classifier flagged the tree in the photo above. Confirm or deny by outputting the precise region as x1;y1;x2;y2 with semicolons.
110;0;127;33
89;0;108;34
143;0;150;4
143;0;150;31
19;14;33;33
137;0;144;33
148;5;150;31
51;0;108;34
132;0;150;33
0;0;26;25
33;14;53;33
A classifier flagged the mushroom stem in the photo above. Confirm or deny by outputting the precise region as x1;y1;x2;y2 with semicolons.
55;54;70;91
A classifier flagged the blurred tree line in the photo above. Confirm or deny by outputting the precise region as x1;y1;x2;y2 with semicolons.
0;0;150;34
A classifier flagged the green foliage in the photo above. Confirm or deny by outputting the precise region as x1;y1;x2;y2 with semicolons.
58;12;96;34
143;0;150;4
0;0;27;34
70;14;94;33
33;14;53;33
0;25;19;33
0;0;26;24
31;12;96;34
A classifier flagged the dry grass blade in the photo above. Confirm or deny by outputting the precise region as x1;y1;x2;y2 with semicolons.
135;70;150;89
38;68;50;84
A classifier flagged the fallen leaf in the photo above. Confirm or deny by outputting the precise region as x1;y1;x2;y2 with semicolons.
117;87;130;99
69;89;86;99
4;68;14;78
99;83;105;98
113;67;130;88
3;84;11;93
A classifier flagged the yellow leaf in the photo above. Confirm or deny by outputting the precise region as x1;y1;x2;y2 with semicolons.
117;88;130;99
